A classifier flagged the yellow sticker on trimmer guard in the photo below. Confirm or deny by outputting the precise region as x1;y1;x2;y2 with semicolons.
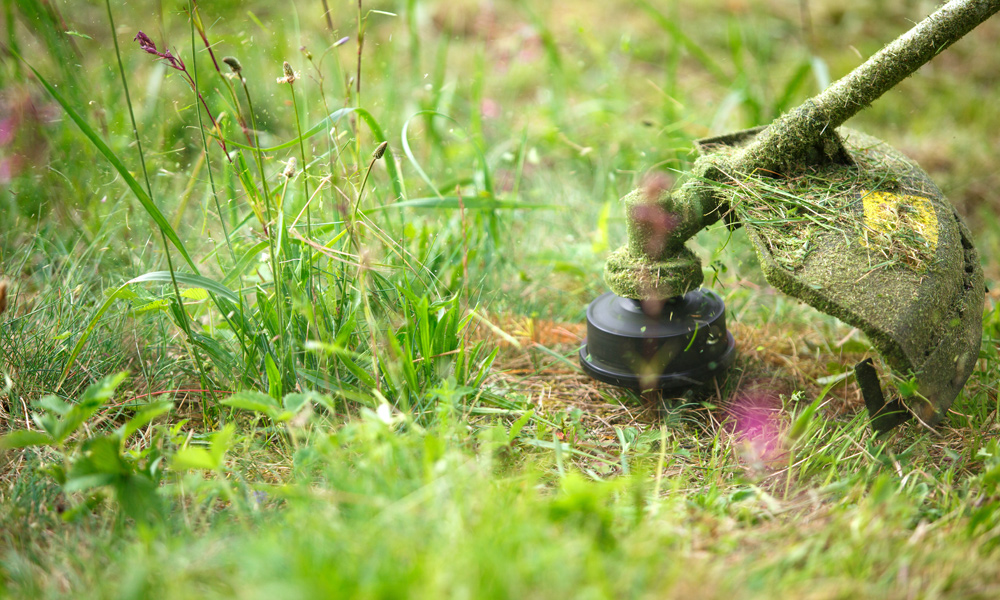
860;191;939;261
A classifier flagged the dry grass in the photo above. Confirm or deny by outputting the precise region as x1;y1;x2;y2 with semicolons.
478;306;871;443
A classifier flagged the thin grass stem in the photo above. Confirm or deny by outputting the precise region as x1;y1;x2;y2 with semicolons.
105;0;219;422
286;76;315;308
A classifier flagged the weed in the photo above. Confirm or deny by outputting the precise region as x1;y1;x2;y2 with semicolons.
0;373;169;524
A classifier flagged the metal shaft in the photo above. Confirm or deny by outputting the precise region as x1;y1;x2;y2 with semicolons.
735;0;1000;174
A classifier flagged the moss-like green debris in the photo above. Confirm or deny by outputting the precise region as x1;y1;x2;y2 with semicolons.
730;129;985;426
604;245;703;300
729;132;940;273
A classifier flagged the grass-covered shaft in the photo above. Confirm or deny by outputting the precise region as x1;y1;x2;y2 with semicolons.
737;0;1000;174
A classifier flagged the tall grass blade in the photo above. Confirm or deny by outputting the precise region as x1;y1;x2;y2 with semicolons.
221;241;270;287
775;60;813;114
57;272;239;388
402;110;494;198
127;272;240;303
219;107;403;202
374;197;558;211
638;0;729;84
222;108;355;152
17;58;199;273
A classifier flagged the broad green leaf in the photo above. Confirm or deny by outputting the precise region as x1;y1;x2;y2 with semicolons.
32;414;59;438
36;395;71;416
282;392;315;414
72;436;126;476
265;354;282;401
171;447;218;471
508;410;535;444
63;473;116;494
222;391;280;417
180;288;209;300
0;430;54;449
118;401;173;442
210;424;236;465
55;372;128;443
132;299;170;313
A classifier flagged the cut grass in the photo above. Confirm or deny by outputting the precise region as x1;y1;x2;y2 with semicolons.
1;0;999;598
698;129;945;273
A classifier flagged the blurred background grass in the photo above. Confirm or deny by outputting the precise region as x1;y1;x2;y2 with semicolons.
4;0;997;308
1;1;999;597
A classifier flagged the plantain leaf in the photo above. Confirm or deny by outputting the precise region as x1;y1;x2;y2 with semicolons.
222;391;280;417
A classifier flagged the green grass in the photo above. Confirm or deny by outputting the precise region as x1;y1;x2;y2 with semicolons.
1;0;999;598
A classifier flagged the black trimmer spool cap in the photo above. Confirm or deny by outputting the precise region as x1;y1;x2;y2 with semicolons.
579;289;736;391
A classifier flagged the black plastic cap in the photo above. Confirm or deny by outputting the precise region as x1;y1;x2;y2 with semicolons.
579;289;736;390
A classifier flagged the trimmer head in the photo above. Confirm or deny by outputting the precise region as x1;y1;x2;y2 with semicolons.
579;289;736;391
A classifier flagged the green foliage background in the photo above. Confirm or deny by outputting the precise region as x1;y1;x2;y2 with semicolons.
1;0;999;597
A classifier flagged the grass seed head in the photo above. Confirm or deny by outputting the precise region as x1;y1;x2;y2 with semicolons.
134;31;185;72
278;61;298;84
222;56;243;74
373;141;388;160
0;279;7;315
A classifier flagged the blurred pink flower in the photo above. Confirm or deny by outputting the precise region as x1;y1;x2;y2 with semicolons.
728;389;784;465
134;31;186;72
481;98;501;119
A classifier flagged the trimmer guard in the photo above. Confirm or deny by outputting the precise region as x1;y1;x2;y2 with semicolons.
703;128;985;426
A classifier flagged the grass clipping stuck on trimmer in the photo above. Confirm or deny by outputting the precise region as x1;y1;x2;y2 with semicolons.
712;128;985;429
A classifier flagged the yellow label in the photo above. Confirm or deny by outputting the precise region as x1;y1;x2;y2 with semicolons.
861;190;939;250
